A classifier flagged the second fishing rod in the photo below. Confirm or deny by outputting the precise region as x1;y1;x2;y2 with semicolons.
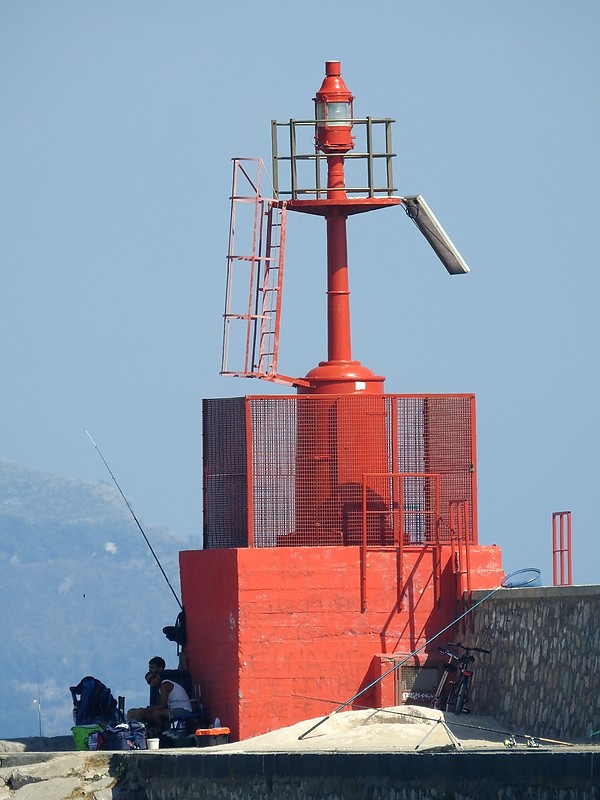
85;429;183;611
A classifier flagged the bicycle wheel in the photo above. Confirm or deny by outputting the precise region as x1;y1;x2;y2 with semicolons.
454;679;469;714
444;680;460;713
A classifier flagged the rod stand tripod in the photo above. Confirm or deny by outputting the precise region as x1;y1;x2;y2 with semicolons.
415;716;463;750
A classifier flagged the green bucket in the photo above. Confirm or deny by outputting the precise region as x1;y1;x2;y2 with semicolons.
71;724;103;751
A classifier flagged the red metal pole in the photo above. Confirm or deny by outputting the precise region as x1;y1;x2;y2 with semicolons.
560;514;566;585
298;62;384;395
326;211;352;363
326;155;352;363
552;511;573;586
397;476;405;610
245;397;255;547
552;515;558;586
361;479;367;611
567;513;573;585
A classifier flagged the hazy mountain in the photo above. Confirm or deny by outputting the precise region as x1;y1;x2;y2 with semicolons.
0;458;192;739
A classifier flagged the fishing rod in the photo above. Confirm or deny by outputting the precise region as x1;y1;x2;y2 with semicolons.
298;567;540;740
85;429;183;611
292;694;574;747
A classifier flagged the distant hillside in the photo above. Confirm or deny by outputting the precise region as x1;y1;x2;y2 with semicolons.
0;458;192;738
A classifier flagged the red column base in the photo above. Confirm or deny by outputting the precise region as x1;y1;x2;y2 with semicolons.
298;360;385;395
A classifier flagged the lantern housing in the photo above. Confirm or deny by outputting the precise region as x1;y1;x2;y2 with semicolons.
314;61;355;153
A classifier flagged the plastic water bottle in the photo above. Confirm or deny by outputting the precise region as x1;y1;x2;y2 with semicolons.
214;717;221;728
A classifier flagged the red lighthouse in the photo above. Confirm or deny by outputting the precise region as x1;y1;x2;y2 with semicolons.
179;62;503;742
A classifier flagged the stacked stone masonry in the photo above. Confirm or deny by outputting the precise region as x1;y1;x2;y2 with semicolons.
465;585;599;741
1;747;598;800
118;750;599;800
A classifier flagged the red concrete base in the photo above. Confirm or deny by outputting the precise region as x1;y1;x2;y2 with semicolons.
180;545;503;742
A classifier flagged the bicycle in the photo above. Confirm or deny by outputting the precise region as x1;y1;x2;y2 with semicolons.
431;642;490;714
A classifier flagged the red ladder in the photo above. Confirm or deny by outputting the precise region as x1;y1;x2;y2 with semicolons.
221;158;302;387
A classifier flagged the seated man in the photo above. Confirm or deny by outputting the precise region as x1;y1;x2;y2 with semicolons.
147;656;166;704
127;672;192;731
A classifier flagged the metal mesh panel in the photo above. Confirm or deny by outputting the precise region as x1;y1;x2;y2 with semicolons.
249;398;297;547
202;398;248;549
421;396;475;542
364;472;440;545
202;394;476;549
288;395;392;546
396;396;426;472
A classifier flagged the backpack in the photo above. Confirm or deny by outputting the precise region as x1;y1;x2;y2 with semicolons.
70;676;122;726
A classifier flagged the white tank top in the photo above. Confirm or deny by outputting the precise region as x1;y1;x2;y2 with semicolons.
164;680;192;712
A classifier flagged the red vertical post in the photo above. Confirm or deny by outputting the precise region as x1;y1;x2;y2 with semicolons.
326;211;352;363
463;500;472;597
325;152;352;364
396;475;405;611
434;515;442;605
245;397;255;547
552;511;572;586
361;480;367;611
469;395;479;544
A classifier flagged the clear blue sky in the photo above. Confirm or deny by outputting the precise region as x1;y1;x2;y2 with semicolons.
1;1;598;584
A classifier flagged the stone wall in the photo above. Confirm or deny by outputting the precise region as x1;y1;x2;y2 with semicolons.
464;584;599;741
118;750;599;800
2;745;598;800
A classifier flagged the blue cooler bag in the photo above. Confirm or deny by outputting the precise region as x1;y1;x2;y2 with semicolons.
99;721;146;750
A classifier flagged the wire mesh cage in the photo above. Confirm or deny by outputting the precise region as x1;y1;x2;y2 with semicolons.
202;394;476;550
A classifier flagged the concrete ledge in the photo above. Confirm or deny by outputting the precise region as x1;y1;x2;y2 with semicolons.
472;584;600;601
